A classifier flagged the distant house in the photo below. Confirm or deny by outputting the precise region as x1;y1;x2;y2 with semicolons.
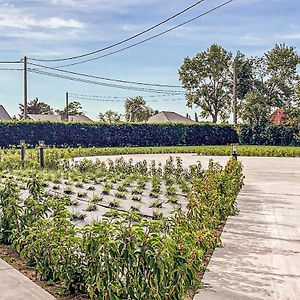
0;105;12;121
27;114;93;123
269;108;287;125
147;111;196;124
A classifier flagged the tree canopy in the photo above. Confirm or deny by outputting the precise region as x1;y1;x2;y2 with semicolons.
99;110;122;123
124;96;155;122
19;98;53;115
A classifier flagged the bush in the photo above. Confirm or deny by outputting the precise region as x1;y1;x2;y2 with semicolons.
0;121;237;147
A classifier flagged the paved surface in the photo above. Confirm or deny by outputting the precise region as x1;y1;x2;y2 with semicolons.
0;258;56;300
193;156;300;300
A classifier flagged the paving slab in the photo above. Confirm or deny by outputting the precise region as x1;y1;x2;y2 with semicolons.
194;156;300;300
0;258;56;300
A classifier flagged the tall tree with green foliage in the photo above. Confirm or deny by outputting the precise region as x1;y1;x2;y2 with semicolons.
98;110;122;123
19;97;53;115
265;43;300;108
124;96;154;122
179;44;232;123
240;91;272;126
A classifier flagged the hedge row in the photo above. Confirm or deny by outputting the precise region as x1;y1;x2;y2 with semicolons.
239;125;299;146
0;121;238;147
0;121;298;147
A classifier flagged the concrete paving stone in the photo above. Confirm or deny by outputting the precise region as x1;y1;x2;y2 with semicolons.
0;263;56;300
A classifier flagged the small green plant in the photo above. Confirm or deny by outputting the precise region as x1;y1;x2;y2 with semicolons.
72;211;86;220
75;182;84;188
86;202;97;212
89;193;103;203
149;191;159;198
64;186;73;195
109;199;120;208
153;211;163;220
115;191;126;199
117;184;127;192
104;209;119;218
131;188;143;195
77;191;87;198
130;205;140;212
150;200;163;208
131;195;142;202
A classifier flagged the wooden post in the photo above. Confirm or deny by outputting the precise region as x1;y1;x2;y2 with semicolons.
233;57;238;124
23;56;28;119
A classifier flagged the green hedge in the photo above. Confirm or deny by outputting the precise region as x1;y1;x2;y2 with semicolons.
239;125;300;146
0;121;238;147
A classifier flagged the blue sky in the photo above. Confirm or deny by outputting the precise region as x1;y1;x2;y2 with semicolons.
0;0;299;120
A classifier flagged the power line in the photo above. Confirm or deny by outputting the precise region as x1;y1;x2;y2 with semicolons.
28;0;207;62
28;68;184;94
69;95;186;103
68;92;185;99
56;0;234;68
28;62;183;89
0;68;22;71
0;61;21;64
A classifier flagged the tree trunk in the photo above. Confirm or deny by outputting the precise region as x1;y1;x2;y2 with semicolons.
212;113;218;123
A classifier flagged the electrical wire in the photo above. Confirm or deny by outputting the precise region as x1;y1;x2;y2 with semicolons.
69;95;186;102
68;92;185;99
28;0;207;62
56;0;234;68
0;68;22;71
28;62;183;89
0;61;21;64
28;68;185;94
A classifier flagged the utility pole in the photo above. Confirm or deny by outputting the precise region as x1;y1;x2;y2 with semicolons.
23;56;28;119
232;56;238;124
66;92;69;121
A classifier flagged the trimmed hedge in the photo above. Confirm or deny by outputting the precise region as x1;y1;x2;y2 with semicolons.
0;121;238;147
239;125;300;146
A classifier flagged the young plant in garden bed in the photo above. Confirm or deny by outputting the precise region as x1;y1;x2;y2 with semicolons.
75;182;84;188
63;186;74;195
72;211;86;220
115;191;126;199
77;191;87;198
86;202;97;212
150;199;163;208
109;199;120;208
89;193;103;203
131;195;142;202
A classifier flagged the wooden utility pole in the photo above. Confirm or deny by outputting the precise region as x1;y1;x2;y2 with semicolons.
23;56;28;119
232;57;238;124
66;92;69;120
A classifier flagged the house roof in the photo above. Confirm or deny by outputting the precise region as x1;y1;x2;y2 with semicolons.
147;111;196;124
269;108;287;124
27;114;93;123
0;105;12;121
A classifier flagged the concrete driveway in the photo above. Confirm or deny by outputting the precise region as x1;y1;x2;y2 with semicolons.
193;156;300;300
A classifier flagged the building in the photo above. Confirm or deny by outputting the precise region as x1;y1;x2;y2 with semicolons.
26;114;93;123
269;108;287;125
0;105;12;121
147;111;197;124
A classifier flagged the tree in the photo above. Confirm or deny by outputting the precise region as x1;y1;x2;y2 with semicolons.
265;43;300;108
19;97;53;115
98;110;122;123
56;101;84;116
179;44;232;123
124;96;154;122
240;91;272;126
